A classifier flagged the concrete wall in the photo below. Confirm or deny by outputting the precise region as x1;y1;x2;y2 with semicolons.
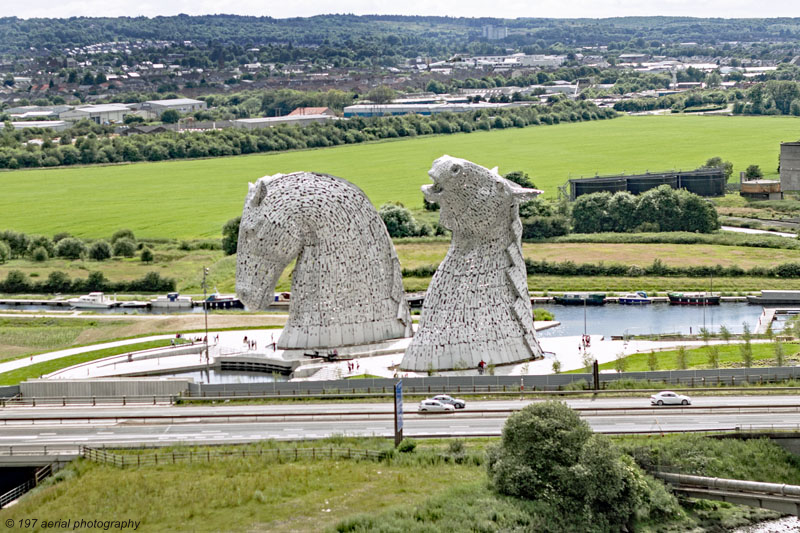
20;379;191;398
781;142;800;191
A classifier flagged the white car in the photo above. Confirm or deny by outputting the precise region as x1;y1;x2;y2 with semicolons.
650;391;691;406
432;394;466;409
418;399;455;413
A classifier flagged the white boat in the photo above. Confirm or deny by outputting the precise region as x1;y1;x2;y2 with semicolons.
618;291;652;305
67;292;117;309
149;292;193;309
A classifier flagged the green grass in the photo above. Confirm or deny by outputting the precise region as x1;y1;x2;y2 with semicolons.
0;339;176;385
586;342;800;373
1;115;798;239
3;436;791;533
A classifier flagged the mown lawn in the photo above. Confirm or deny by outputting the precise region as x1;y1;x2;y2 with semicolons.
0;339;175;385
1;114;798;239
589;342;800;373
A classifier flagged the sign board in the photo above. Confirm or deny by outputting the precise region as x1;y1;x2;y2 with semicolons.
394;380;403;446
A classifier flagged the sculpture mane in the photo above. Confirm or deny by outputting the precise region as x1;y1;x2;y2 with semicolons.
236;172;412;350
401;155;544;371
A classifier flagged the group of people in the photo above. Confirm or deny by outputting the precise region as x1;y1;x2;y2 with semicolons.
346;360;360;373
243;336;258;350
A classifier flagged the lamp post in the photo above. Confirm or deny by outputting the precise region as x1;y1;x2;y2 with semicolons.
202;267;209;363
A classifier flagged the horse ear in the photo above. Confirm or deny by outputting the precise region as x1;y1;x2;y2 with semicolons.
248;179;269;208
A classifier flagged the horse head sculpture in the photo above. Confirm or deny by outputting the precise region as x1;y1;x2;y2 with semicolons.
402;155;544;371
236;172;412;350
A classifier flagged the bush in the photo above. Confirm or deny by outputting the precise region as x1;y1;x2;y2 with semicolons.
112;238;137;257
111;229;136;244
221;216;241;255
88;240;112;261
0;241;10;263
379;203;419;238
141;247;154;263
31;246;49;262
397;439;417;453
487;401;650;531
55;237;86;259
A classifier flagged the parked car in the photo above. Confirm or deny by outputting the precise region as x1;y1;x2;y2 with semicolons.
432;394;466;409
650;391;691;406
418;399;455;412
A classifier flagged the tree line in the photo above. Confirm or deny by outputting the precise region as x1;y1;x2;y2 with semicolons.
0;100;615;170
0;270;175;294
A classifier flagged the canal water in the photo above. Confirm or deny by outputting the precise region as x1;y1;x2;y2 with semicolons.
535;302;767;338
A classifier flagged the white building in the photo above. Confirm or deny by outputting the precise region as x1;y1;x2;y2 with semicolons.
232;115;335;130
59;104;131;124
140;98;207;117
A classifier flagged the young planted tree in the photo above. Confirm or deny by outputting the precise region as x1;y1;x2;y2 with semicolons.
676;346;689;370
774;341;785;367
706;345;719;368
719;325;732;344
647;350;658;371
614;352;627;373
740;322;753;367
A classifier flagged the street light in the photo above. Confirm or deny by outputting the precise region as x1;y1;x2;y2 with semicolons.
202;267;209;363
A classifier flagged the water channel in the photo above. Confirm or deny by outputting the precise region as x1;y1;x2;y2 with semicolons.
535;302;768;338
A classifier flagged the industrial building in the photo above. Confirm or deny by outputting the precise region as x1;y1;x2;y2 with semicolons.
59;104;132;124
568;168;726;200
342;102;517;118
232;114;334;130
140;98;206;117
780;142;800;191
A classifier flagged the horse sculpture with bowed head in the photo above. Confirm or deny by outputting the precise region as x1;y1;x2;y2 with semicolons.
402;155;545;371
236;172;412;350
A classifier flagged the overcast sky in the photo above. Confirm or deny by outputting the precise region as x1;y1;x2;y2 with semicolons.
4;0;800;20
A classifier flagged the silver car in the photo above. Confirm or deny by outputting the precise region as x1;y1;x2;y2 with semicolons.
418;399;455;412
432;394;466;409
650;391;691;406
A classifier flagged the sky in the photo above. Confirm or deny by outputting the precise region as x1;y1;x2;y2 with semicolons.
4;0;800;20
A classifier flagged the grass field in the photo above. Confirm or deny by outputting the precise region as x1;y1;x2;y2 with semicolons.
4;240;800;295
582;342;800;373
0;339;176;385
1;115;798;239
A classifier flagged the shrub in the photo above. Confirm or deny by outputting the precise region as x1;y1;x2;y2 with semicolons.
379;203;419;238
111;228;136;244
487;401;650;530
31;246;49;262
397;439;416;453
0;241;9;263
55;237;86;259
88;240;112;261
221;216;241;255
141;247;154;263
112;238;137;257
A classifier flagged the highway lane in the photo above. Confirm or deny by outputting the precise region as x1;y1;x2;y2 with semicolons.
3;410;800;453
4;395;800;421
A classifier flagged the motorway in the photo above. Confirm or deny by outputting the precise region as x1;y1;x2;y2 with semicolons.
2;395;800;453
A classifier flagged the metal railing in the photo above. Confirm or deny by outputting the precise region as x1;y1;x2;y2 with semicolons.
81;446;387;468
0;463;52;508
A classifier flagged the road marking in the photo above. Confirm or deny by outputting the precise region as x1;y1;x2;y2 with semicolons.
38;432;56;436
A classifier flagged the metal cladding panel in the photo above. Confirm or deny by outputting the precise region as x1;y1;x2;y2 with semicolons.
780;142;800;191
20;379;190;397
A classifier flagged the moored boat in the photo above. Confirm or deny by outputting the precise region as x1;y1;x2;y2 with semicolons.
67;292;117;309
747;290;800;305
618;291;652;305
668;292;720;305
204;292;244;309
553;293;606;306
149;292;193;309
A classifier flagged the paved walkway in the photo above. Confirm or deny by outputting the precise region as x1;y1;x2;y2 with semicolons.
1;325;768;382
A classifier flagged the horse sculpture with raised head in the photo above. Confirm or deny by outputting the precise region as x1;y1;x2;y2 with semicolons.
401;155;545;371
236;172;412;350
